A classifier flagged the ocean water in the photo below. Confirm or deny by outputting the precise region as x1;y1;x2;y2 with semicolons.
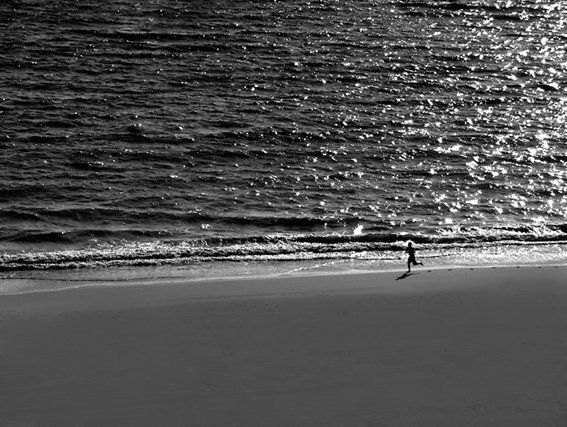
1;0;567;283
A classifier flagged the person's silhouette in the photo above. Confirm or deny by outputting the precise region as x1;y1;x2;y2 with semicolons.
405;242;423;273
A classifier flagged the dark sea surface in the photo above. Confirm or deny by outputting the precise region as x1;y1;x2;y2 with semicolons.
1;0;567;278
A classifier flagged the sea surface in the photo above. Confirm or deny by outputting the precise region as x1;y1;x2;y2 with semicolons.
1;0;567;287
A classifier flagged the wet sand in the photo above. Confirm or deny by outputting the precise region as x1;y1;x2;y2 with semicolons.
2;266;567;426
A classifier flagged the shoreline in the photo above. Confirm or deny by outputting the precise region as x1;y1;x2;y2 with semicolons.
1;258;567;296
2;238;567;283
2;265;567;425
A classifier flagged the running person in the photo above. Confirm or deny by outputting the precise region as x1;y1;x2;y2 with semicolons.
405;242;423;272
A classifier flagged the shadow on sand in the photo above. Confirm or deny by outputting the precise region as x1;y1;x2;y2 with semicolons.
396;272;420;281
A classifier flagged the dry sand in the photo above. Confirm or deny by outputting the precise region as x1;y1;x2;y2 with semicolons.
2;266;567;426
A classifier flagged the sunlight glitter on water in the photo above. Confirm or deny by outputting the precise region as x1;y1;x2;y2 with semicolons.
1;0;567;264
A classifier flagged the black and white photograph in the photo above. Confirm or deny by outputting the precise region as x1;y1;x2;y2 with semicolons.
1;0;567;425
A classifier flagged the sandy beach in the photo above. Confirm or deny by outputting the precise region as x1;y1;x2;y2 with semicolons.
2;265;567;426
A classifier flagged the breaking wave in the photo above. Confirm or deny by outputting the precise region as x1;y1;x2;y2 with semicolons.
2;225;567;271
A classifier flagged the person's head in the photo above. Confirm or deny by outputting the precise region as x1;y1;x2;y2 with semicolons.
407;241;413;247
